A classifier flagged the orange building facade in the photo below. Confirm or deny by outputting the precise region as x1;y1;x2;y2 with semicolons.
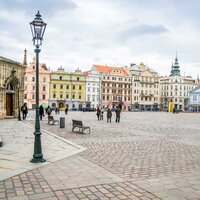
92;65;132;111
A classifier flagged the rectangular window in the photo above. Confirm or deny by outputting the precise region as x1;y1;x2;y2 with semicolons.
59;76;62;80
73;85;75;90
53;84;56;89
77;77;79;81
60;85;63;89
66;85;69;89
43;86;45;91
24;94;27;99
32;94;35;99
53;94;56;98
32;86;35;90
42;95;45;100
60;94;63;99
79;85;82;90
66;94;69;99
79;95;81;99
72;94;75;99
43;77;46;82
32;77;35;82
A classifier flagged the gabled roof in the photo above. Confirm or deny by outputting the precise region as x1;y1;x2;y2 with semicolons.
93;64;129;76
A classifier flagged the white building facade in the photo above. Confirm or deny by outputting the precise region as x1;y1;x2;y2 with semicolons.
84;69;101;109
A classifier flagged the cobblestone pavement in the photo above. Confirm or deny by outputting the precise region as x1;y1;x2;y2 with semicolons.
1;111;200;199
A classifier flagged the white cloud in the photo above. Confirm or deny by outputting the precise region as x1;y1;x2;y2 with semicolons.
0;0;199;78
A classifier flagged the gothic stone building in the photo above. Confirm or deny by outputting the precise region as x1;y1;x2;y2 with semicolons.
0;56;26;119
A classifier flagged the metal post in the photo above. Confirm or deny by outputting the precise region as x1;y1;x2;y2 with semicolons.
30;45;46;163
18;88;21;121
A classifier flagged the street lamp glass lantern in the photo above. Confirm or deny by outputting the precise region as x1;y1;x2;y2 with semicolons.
30;11;47;47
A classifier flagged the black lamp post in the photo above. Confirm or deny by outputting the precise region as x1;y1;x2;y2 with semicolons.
16;81;21;121
30;11;47;163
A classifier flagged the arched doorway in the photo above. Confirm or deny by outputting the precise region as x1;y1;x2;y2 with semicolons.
6;82;14;116
59;102;64;109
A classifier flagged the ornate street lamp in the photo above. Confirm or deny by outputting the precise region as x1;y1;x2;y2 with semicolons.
16;80;21;121
30;11;47;163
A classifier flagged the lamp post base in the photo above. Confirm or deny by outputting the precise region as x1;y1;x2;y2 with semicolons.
30;157;46;163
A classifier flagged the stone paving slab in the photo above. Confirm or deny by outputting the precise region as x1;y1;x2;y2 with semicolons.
0;119;86;181
1;111;200;200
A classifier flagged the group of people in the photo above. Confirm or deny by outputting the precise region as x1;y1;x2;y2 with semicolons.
96;106;121;123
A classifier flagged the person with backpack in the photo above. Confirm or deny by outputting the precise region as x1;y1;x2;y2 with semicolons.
21;103;28;120
46;105;52;116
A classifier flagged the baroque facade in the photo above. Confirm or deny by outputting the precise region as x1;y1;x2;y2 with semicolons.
93;65;132;111
24;57;50;109
0;56;26;119
49;67;86;110
160;56;197;111
128;63;160;111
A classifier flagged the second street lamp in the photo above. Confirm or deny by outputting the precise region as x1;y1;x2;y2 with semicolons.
30;11;47;163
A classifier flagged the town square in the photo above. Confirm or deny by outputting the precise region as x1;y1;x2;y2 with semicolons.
0;110;200;199
0;1;200;200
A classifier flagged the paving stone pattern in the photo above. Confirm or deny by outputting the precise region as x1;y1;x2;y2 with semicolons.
1;111;200;199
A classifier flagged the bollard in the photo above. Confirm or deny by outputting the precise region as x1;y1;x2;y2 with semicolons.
60;117;65;128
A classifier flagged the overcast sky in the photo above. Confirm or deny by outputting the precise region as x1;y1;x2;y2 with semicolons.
0;0;199;78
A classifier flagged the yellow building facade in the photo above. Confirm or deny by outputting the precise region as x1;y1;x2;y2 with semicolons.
49;67;86;110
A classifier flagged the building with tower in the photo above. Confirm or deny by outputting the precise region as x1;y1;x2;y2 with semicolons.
160;55;197;111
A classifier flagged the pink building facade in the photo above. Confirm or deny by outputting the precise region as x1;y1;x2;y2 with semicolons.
24;58;50;109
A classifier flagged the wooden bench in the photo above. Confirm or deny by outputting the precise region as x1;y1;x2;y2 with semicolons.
72;119;90;134
48;115;59;125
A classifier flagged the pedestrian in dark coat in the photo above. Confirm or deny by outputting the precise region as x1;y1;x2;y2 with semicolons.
39;105;44;120
107;108;112;123
21;103;28;120
115;106;121;123
96;107;101;120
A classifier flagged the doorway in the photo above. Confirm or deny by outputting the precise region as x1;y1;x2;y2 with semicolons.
6;93;13;116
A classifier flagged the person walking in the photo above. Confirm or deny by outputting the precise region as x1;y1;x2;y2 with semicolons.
100;110;104;120
65;107;68;115
46;105;52;116
39;105;44;120
96;107;101;120
21;103;28;120
107;108;112;123
115;106;121;123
